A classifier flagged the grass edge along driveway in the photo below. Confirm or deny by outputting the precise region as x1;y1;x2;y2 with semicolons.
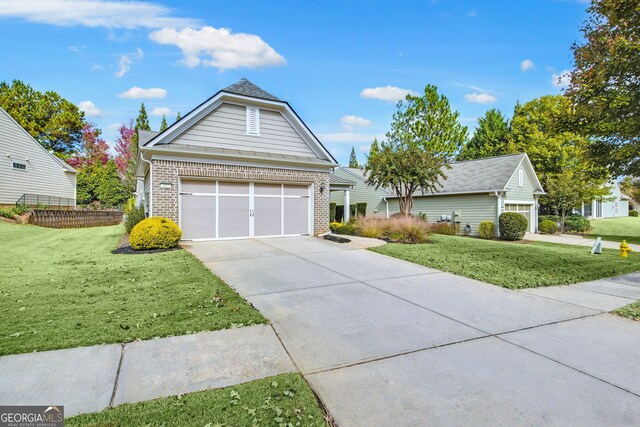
587;216;640;245
0;222;266;356
371;234;640;289
67;373;328;427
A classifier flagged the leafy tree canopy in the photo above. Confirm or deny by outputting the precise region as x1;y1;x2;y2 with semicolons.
365;85;465;215
566;0;640;176
458;108;510;160
0;79;85;155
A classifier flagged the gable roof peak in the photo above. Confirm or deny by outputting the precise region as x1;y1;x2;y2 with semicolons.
222;78;282;102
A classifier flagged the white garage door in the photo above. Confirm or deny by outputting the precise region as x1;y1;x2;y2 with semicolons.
504;203;533;232
180;180;310;240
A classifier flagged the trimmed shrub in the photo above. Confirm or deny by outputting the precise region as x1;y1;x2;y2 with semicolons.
478;221;495;239
329;221;342;233
334;223;357;235
564;214;590;233
499;212;528;241
129;217;182;250
430;222;458;236
125;205;146;234
335;205;344;223
539;219;558;234
630;210;639;217
329;203;337;222
538;215;560;224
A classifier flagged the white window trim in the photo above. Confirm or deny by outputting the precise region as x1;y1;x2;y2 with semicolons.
12;161;28;171
246;106;260;136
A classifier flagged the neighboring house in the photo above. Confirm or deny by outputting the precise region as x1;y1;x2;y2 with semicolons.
0;107;76;208
578;182;630;218
136;79;337;240
330;153;545;236
330;167;391;219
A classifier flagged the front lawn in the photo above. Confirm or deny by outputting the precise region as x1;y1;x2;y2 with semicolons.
587;216;640;245
0;222;265;356
371;234;640;289
67;373;327;427
614;301;640;321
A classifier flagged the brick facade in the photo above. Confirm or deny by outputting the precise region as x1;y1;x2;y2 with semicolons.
151;159;330;236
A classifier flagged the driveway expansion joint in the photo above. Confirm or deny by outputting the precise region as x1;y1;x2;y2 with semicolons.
109;344;126;408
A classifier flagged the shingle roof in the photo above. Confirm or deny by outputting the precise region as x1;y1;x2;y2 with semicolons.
422;153;527;195
329;174;356;186
138;129;159;146
221;78;282;101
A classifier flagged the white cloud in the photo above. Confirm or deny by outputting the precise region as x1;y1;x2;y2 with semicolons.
91;63;104;71
464;92;497;104
466;11;477;17
78;100;101;117
360;86;417;103
340;115;372;131
115;47;143;78
118;86;167;99
151;106;172;116
0;0;199;29
552;69;571;88
149;26;286;70
68;44;86;53
520;59;534;71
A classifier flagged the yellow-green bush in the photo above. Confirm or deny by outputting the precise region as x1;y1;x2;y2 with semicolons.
129;217;182;250
478;221;495;239
539;219;558;234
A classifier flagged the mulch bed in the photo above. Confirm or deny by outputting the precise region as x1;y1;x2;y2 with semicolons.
323;234;351;244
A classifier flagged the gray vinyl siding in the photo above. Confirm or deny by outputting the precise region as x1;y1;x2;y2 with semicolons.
0;109;76;206
330;169;389;217
504;162;535;202
172;103;316;157
388;193;498;236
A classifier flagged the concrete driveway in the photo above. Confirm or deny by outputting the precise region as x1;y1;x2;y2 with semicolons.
185;237;640;426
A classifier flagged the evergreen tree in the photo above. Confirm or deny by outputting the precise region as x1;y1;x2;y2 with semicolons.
457;109;510;160
159;114;168;132
135;103;150;131
175;112;182;122
348;147;359;168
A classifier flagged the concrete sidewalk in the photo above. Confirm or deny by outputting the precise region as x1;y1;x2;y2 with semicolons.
525;232;640;251
0;325;295;416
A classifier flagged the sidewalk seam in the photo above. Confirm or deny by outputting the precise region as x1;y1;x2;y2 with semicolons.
109;344;126;408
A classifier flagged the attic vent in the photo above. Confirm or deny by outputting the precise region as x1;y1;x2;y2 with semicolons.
518;170;524;187
246;106;260;136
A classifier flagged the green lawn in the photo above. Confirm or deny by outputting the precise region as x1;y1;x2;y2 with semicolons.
587;216;640;245
371;234;640;289
67;373;327;427
0;222;266;356
614;301;640;321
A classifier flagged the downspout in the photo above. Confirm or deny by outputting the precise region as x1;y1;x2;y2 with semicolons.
384;197;389;219
139;152;152;216
494;191;503;236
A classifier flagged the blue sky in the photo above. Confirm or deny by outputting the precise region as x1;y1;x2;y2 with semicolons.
0;0;588;164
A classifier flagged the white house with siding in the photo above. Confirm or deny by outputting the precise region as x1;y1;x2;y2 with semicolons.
579;182;630;218
331;153;545;236
0;107;76;208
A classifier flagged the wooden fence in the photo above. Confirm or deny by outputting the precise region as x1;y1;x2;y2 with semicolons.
28;209;123;228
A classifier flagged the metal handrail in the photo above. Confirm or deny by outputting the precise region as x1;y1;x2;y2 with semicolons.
15;193;76;210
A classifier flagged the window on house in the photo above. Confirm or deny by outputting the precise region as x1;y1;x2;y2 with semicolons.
518;170;524;187
246;106;260;136
12;161;27;171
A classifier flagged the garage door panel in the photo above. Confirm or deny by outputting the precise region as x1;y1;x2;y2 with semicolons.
219;182;249;194
284;184;308;196
181;195;216;240
255;183;281;195
284;198;309;235
219;196;250;238
254;197;282;236
181;180;216;194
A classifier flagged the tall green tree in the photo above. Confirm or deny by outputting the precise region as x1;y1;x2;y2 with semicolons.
0;80;85;155
135;103;150;132
76;160;129;207
348;146;359;168
365;85;467;215
159;114;168;132
125;103;152;193
175;112;182;122
458;108;510;160
507;95;610;221
566;0;640;176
